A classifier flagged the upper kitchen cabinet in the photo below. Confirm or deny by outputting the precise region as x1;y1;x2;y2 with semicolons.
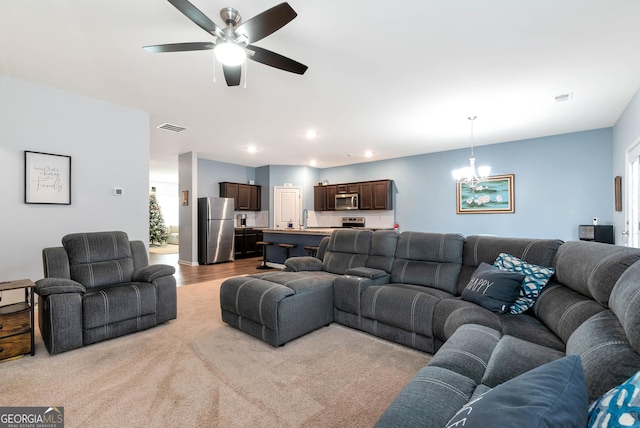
315;179;393;211
314;186;327;211
220;182;261;211
359;180;393;210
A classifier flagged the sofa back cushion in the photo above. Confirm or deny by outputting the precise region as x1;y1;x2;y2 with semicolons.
609;260;640;352
551;241;640;306
366;230;399;273
322;229;373;275
62;231;135;289
391;232;464;294
457;236;562;295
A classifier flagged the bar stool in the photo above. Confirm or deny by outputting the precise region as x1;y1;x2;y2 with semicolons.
304;245;319;258
279;243;297;261
256;241;274;270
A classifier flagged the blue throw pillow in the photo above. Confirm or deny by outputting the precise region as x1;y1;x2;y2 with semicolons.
461;262;525;313
588;370;640;427
445;355;588;428
493;252;555;314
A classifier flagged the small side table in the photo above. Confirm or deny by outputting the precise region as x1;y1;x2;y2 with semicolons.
0;279;36;361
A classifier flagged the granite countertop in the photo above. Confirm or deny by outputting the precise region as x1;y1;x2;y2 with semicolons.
261;228;339;235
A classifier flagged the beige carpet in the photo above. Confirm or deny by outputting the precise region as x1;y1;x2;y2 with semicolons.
148;243;179;254
1;279;430;428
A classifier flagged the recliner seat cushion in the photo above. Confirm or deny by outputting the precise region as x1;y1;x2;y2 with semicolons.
82;282;157;329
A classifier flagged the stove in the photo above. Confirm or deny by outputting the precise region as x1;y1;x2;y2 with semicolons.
341;216;366;228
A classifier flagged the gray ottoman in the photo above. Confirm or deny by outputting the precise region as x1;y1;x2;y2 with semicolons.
220;271;336;346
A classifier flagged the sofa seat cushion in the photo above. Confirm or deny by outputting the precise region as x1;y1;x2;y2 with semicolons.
250;271;337;293
480;335;565;388
500;313;566;352
361;284;442;337
82;282;157;330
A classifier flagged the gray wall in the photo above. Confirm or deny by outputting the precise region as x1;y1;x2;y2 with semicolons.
613;86;640;244
0;76;150;292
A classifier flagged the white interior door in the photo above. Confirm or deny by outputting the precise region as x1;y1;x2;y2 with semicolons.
274;186;301;229
625;142;640;247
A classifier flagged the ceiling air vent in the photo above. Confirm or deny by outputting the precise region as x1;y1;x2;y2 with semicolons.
554;92;573;103
157;123;187;133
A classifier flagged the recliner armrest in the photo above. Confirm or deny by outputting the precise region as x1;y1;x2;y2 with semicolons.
345;267;389;280
132;264;176;282
284;256;324;272
35;277;86;296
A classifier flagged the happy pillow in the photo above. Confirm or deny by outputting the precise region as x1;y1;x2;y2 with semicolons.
461;262;525;313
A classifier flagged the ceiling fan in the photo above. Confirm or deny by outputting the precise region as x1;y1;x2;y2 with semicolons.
143;0;308;86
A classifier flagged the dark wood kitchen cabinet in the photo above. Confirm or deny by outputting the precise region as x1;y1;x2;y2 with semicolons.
336;183;359;194
234;228;263;259
359;180;392;210
220;182;261;211
325;185;337;210
314;186;327;211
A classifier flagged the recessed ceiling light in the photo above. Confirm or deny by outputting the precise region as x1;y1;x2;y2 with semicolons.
364;150;373;158
246;146;257;154
309;160;317;167
306;130;317;139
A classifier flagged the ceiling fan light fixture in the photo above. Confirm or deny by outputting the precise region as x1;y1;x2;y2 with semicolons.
214;41;245;66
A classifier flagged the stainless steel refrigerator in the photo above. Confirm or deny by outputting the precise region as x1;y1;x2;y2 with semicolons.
198;197;235;264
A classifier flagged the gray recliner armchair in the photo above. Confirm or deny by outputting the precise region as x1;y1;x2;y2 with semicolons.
35;231;177;354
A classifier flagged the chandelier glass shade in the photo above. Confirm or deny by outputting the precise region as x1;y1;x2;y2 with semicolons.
451;116;491;190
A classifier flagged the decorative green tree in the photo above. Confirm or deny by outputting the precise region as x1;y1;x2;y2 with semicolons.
149;192;168;246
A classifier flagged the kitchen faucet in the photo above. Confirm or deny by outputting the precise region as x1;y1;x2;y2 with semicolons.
301;209;309;230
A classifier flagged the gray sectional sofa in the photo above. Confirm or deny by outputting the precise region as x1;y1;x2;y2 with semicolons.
220;229;640;426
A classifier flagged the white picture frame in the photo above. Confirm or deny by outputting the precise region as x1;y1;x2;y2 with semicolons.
24;151;72;205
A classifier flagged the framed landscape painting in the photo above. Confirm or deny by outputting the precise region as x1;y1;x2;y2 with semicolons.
456;174;515;214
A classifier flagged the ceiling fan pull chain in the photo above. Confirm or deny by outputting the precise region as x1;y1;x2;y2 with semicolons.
243;57;247;89
213;54;217;84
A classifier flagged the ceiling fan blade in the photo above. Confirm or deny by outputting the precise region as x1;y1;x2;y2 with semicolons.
246;45;307;75
235;2;297;43
167;0;223;38
143;42;215;53
223;65;242;86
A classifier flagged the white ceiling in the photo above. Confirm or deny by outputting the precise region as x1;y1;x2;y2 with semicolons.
2;1;640;183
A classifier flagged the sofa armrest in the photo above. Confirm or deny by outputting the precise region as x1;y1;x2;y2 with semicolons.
345;267;389;280
284;256;324;272
35;277;86;296
334;274;389;315
132;264;176;282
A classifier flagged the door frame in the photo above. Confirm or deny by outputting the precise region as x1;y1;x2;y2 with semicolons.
624;138;640;247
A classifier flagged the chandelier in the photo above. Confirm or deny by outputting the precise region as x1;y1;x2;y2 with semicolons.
451;116;491;190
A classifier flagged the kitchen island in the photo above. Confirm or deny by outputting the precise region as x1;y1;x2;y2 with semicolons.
261;228;337;265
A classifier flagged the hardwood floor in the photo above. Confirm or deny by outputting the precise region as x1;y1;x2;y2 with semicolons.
149;253;267;286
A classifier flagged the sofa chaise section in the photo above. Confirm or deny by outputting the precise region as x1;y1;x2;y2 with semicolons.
220;229;374;346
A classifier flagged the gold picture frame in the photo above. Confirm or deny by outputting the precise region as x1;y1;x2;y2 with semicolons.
456;174;515;214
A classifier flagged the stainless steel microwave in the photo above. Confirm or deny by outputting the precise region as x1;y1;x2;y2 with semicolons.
335;193;359;210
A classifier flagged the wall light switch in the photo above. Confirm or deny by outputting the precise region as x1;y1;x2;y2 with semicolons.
113;187;124;196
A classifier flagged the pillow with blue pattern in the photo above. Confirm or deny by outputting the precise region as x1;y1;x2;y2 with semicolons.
588;371;640;427
493;253;555;314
